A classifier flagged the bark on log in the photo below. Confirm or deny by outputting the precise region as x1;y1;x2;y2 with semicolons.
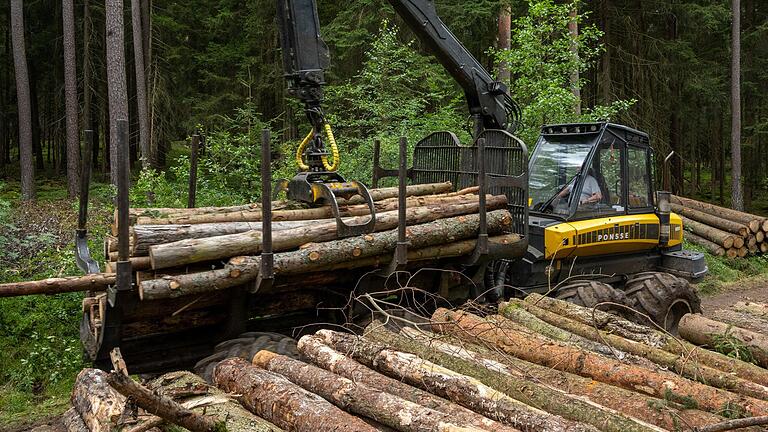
394;327;723;431
681;216;737;249
106;255;152;270
732;302;768;318
146;371;282;431
61;408;89;432
70;368;127;432
139;210;513;299
252;350;492;432
502;300;768;401
0;273;116;297
213;357;379;432
431;308;768;416
685;231;726;256
296;335;514;432
136;192;488;226
524;293;768;388
712;309;768;335
679;313;768;368
672;195;764;233
105;372;222;432
149;196;507;269
695;415;768;432
356;326;661;432
672;203;749;236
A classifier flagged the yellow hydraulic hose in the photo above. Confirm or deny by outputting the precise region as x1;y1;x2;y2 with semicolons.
296;130;313;171
295;123;340;172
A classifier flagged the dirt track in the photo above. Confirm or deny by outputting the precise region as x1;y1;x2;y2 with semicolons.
701;275;768;313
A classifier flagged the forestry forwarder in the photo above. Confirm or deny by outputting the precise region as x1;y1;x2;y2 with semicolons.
65;0;703;374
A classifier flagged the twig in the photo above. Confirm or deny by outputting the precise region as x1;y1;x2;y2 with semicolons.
694;415;768;432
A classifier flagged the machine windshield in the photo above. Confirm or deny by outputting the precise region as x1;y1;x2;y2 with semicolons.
529;136;594;216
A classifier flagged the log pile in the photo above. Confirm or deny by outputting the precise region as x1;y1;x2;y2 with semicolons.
61;295;768;431
672;195;768;258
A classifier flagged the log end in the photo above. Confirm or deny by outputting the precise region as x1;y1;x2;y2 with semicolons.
252;350;278;367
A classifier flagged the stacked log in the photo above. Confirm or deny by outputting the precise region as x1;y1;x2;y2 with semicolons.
672;195;767;258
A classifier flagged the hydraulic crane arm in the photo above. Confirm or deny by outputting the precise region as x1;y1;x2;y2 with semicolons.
387;0;521;134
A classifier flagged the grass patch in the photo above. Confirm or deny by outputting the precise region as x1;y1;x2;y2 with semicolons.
684;240;768;296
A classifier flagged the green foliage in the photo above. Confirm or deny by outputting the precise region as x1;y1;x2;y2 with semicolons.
684;240;768;295
711;331;757;364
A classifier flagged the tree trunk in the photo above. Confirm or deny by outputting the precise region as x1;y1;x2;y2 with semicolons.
685;231;726;256
502;300;768;401
712;309;768;335
671;204;748;236
106;0;129;186
296;335;511;432
680;216;737;248
568;6;581;115
62;0;80;198
106;372;221;432
148;197;507;269
82;0;92;162
731;0;743;210
672;195;763;233
253;350;492;432
70;369;127;432
496;6;510;83
0;273;116;297
679;313;768;368
213;358;379;432
138;210;513;299
130;0;150;167
524;293;768;388
431;308;768;416
10;0;34;201
61;408;89;432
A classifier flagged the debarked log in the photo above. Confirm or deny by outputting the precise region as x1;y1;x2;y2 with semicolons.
0;273;116;298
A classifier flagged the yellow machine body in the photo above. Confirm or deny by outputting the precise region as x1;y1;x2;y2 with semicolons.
543;213;683;260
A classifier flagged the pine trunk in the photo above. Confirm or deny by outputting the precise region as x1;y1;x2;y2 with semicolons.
731;0;743;210
672;195;762;233
105;0;129;186
0;273;116;297
680;216;737;248
679;313;768;368
213;358;379;432
10;0;34;200
61;408;89;432
671;203;748;236
62;0;80;197
70;369;127;432
685;231;726;256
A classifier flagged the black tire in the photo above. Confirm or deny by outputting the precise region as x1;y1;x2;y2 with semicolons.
555;280;630;317
624;272;702;334
193;332;300;383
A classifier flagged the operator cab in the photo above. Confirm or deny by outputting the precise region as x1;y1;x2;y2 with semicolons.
529;122;654;222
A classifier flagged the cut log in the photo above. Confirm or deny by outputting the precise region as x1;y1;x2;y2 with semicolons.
685;231;726;256
681;216;736;249
738;246;749;257
524;293;768;388
679;313;768;368
106;255;152;270
726;248;739;258
146;371;282;431
748;235;758;248
0;273;116;297
213;357;378;432
733;301;768;318
252;350;492;432
671;203;749;236
431;308;768;416
61;408;89;432
762;242;768;254
149;196;507;269
749;243;759;254
357;326;662;432
139;210;514;299
70;368;127;432
734;237;746;249
757;230;766;243
394;327;723;431
136;192;490;226
296;335;513;432
502;299;768;401
712;309;768;335
672;195;765;233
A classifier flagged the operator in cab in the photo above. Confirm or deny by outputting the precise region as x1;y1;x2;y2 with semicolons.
558;168;602;205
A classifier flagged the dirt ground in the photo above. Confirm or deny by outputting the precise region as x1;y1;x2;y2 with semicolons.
700;275;768;313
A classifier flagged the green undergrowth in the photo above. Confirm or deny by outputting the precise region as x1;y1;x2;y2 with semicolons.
684;240;768;296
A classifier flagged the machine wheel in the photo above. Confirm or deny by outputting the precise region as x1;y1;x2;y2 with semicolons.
193;332;300;383
624;272;702;334
555;280;630;317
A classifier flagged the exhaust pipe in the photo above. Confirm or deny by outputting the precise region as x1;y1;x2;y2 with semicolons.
657;191;671;246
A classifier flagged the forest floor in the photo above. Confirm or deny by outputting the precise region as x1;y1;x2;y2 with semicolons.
0;177;767;430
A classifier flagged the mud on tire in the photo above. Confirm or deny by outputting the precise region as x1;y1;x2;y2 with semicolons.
624;272;702;334
193;332;300;383
555;280;630;317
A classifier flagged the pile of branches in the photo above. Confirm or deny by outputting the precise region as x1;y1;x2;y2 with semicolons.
63;294;768;432
672;195;768;258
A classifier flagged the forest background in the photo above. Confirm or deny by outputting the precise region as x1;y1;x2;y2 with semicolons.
1;0;767;425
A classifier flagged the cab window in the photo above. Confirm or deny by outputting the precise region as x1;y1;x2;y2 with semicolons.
573;140;625;219
628;146;651;208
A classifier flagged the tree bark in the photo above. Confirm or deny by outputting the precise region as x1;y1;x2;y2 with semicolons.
130;0;149;167
680;216;737;249
731;0;743;210
105;0;129;186
524;293;768;388
61;408;89;432
0;273;116;297
496;6;510;83
106;372;221;432
673;195;763;233
672;204;748;236
296;335;512;432
569;6;581;115
685;231;726;256
10;0;34;201
70;369;127;432
213;357;379;432
82;0;92;164
431;308;768;416
62;0;80;197
502;300;768;401
149;197;507;269
139;210;512;299
252;350;491;432
679;313;768;368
